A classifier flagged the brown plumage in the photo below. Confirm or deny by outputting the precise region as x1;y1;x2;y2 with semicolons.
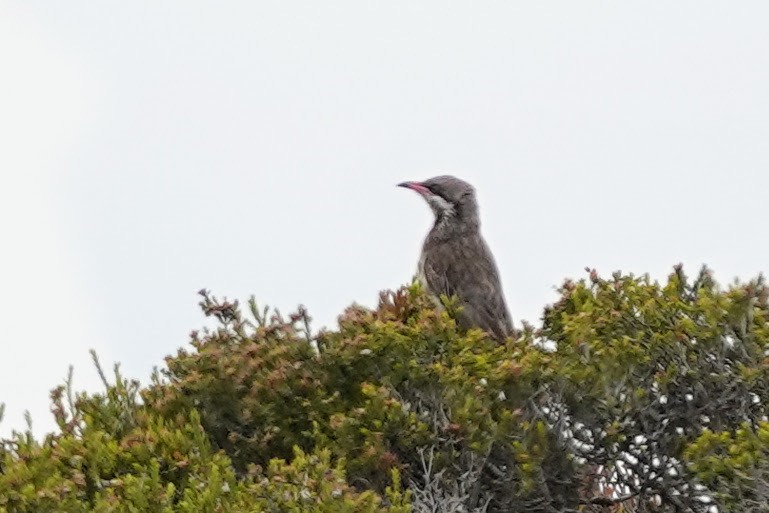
398;175;514;342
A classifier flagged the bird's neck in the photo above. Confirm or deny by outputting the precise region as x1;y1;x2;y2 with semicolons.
426;197;480;240
431;214;480;240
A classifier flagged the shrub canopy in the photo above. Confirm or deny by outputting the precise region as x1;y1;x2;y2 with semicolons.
2;266;769;512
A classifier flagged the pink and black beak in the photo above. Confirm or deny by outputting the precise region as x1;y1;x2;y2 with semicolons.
397;181;431;195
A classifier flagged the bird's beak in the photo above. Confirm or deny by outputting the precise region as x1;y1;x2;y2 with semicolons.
397;181;431;195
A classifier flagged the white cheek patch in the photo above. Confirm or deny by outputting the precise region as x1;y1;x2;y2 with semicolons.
426;194;455;217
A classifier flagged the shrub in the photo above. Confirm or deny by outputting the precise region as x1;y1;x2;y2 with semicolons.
0;357;405;513
3;266;769;512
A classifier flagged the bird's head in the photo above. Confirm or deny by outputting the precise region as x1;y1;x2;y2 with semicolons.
398;175;479;229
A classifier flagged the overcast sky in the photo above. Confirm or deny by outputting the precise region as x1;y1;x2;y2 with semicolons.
2;1;768;436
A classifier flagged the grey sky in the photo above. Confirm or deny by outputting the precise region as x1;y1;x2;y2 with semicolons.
2;1;768;436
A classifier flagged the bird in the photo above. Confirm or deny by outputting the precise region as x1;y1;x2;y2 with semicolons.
398;175;514;342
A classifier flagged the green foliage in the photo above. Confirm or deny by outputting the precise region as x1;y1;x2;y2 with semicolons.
4;266;769;512
686;422;769;512
538;267;769;509
0;358;398;513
